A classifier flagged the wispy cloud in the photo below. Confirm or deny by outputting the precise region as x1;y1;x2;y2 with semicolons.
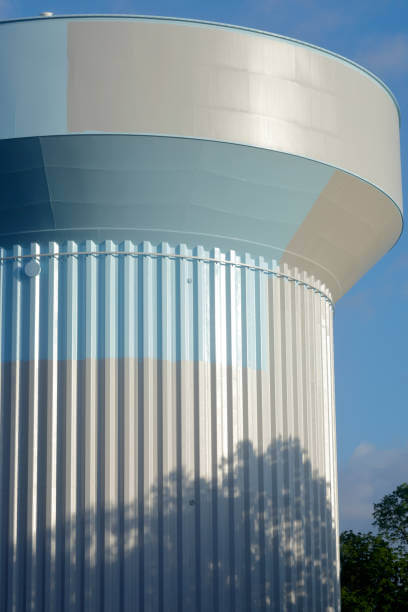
109;0;135;10
338;288;376;318
0;0;13;19
243;0;351;43
356;34;408;79
339;442;408;532
290;8;351;41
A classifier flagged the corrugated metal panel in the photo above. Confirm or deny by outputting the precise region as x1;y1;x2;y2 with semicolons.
0;240;339;611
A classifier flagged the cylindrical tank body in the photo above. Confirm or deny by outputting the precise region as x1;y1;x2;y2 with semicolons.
0;15;402;612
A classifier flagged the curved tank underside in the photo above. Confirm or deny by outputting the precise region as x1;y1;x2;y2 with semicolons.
0;134;401;300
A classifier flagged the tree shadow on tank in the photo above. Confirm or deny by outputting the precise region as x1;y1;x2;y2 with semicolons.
4;437;339;611
140;437;339;611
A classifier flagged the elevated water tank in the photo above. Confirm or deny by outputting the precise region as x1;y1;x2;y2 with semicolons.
0;15;402;611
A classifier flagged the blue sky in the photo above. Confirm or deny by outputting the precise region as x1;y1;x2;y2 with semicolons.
1;0;407;532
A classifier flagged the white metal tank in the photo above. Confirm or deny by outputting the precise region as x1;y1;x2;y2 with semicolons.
0;15;402;611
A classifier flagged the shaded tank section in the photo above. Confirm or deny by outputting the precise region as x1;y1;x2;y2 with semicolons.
0;134;401;301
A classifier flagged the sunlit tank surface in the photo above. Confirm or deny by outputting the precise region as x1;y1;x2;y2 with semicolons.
0;15;402;612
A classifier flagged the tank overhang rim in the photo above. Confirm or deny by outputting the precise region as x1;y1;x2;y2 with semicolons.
0;13;401;124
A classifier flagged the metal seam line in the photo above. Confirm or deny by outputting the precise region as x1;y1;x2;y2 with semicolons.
0;250;334;308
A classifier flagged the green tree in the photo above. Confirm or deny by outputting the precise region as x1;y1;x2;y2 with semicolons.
340;531;407;611
373;483;408;554
341;484;408;610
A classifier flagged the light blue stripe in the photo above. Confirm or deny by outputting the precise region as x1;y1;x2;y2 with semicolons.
142;241;157;362
84;240;98;361
122;240;137;361
242;253;257;371
0;135;335;256
0;21;67;139
0;240;332;365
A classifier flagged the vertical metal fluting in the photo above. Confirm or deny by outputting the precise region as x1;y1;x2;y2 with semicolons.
0;240;339;611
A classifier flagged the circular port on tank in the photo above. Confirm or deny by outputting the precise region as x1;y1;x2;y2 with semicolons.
24;260;41;277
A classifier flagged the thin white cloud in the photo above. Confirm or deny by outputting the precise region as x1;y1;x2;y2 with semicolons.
357;34;408;79
339;442;408;532
245;0;351;41
291;8;351;40
110;0;134;10
337;288;375;317
0;0;12;18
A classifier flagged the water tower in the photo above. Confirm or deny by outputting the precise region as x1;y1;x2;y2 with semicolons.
0;15;402;611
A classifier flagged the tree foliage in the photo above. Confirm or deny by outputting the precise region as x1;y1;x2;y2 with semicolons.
341;483;408;610
373;483;408;554
340;531;408;611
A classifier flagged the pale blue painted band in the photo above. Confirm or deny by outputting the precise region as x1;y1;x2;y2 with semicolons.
0;20;67;138
0;134;335;253
0;242;332;366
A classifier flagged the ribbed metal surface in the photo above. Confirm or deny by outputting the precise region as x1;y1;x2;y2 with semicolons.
0;240;339;611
